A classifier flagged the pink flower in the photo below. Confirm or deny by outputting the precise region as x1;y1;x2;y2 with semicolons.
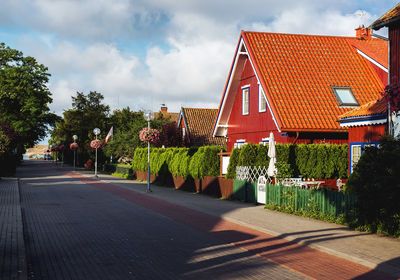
139;127;160;143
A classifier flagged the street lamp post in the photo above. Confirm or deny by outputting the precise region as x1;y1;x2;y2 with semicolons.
93;128;101;177
144;111;154;192
73;135;78;170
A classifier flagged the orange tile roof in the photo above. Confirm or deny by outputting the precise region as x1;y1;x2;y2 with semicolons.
182;108;226;146
339;98;387;119
370;3;400;30
347;38;388;68
242;31;385;132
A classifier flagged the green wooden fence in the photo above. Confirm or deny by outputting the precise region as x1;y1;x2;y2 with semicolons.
233;179;356;217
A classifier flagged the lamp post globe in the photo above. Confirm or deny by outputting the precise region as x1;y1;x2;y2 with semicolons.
143;110;154;192
72;135;78;142
93;128;100;178
93;128;100;137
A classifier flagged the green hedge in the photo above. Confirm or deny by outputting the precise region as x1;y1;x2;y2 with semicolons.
189;146;223;179
226;143;348;179
132;146;223;179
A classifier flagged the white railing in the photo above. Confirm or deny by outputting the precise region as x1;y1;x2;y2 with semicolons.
236;166;273;183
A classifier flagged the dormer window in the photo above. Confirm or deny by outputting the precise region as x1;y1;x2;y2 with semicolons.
242;86;250;115
333;87;359;106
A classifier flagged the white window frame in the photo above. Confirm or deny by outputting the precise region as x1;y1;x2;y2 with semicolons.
351;144;362;173
236;139;246;148
261;137;269;146
332;87;359;106
242;86;250;115
258;85;267;112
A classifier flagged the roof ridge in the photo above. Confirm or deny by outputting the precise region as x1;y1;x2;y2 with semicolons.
242;30;361;39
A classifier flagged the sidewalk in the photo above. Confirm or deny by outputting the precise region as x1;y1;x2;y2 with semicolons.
0;178;27;280
71;167;400;278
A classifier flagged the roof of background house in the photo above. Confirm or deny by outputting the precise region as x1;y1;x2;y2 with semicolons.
370;3;400;30
180;108;226;146
154;111;179;123
214;30;387;136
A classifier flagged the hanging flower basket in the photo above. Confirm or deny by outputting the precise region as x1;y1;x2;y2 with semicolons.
139;127;160;143
70;142;79;150
58;144;65;151
90;139;103;149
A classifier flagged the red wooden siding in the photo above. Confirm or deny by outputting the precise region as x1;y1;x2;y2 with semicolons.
390;26;400;83
226;58;284;151
348;124;386;143
225;59;348;151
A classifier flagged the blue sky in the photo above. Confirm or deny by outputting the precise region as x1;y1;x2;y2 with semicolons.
0;0;397;144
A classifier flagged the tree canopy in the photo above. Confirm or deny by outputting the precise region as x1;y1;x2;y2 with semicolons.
51;91;110;165
0;42;59;149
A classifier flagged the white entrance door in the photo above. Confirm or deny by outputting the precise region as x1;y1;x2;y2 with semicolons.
257;176;267;204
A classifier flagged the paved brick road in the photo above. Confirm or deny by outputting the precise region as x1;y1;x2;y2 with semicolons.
0;178;26;280
17;161;310;280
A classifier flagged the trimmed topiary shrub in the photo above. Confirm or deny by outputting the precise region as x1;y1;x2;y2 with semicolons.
227;143;348;180
132;148;147;172
188;146;222;179
237;144;258;166
170;148;189;178
226;148;240;179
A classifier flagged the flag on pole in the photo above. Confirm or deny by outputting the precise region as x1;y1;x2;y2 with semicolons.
105;126;113;143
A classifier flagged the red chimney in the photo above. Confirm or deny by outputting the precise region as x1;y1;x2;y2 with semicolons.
355;25;372;40
161;105;168;113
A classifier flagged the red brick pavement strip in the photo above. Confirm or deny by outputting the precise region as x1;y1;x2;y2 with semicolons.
66;171;397;280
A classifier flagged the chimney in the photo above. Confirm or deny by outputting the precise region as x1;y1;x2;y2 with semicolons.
355;25;372;40
160;104;168;113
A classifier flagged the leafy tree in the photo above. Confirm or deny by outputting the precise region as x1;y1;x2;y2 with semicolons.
51;91;110;165
0;43;59;151
102;107;177;162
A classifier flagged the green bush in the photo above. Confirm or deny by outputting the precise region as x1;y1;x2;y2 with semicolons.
238;144;258;166
255;145;269;167
170;148;189;178
189;146;205;179
158;148;178;176
226;148;240;179
188;146;224;179
346;137;400;237
226;143;348;180
132;148;148;172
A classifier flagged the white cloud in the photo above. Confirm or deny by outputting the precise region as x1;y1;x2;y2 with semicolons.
250;7;376;36
4;0;392;118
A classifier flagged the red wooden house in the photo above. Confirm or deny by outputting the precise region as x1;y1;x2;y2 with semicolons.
213;28;388;152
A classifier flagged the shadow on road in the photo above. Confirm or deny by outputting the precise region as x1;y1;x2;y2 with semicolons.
15;160;399;280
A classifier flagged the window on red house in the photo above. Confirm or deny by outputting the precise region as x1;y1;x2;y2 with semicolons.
259;86;267;112
242;87;249;115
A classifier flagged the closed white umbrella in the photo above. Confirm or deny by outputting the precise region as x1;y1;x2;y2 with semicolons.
267;132;277;177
